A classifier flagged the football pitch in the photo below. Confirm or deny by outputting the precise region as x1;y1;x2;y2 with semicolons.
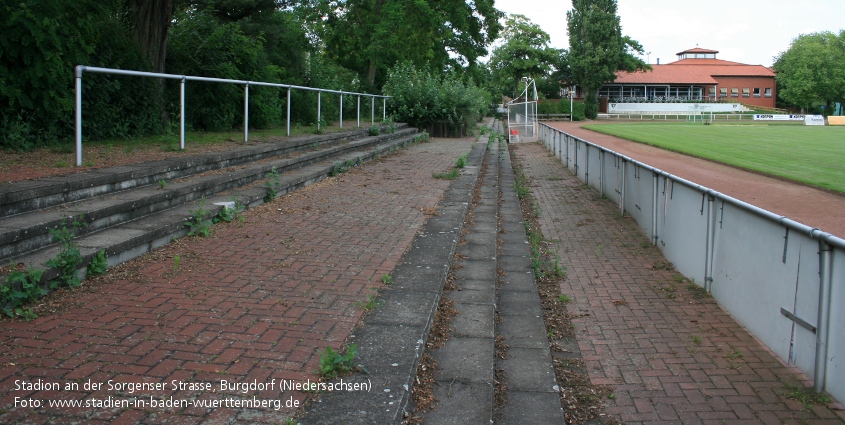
582;123;845;193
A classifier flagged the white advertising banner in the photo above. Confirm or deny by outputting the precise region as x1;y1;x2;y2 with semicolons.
608;103;742;113
753;114;804;121
804;115;825;126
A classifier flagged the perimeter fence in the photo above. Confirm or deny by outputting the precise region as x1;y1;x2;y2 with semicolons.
74;66;390;166
539;123;845;402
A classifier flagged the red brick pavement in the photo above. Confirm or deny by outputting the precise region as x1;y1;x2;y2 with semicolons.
512;142;845;425
0;138;475;424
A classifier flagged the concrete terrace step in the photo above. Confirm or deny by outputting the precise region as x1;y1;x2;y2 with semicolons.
0;124;408;217
0;127;416;263
1;127;421;285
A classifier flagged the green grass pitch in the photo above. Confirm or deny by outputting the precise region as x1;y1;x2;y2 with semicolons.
582;123;845;193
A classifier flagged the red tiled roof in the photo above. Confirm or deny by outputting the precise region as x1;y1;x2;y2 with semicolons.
613;58;775;85
677;47;719;55
613;66;718;84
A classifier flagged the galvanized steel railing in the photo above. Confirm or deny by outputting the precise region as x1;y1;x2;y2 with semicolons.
74;65;390;166
538;122;844;401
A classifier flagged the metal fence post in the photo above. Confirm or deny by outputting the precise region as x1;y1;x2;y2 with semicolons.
180;77;186;149
652;172;659;245
704;194;716;293
339;93;343;128
620;159;626;216
383;97;386;121
286;87;291;136
357;96;361;128
75;66;83;166
600;150;605;198
371;96;375;125
585;144;590;186
317;90;322;130
244;83;249;143
814;240;833;393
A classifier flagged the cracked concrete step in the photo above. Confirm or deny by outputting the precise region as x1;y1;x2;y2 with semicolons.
0;124;409;217
3;132;421;285
0;127;416;264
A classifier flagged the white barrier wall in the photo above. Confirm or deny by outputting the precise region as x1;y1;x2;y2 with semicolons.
538;123;845;403
608;102;745;113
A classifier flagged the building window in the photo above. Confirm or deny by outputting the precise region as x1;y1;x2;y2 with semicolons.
753;88;761;97
764;88;772;98
731;88;739;98
742;88;750;98
720;88;728;98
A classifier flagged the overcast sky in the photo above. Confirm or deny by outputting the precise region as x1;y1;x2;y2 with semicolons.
491;0;845;67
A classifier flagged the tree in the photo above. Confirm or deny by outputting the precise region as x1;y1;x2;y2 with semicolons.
489;14;560;99
566;0;647;119
304;0;503;90
773;31;845;115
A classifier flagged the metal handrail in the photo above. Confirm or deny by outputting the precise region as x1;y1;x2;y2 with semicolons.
74;65;391;166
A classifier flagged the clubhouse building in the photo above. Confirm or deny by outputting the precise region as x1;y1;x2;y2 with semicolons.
598;48;777;111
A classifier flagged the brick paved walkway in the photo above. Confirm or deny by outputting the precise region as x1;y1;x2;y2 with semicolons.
512;142;845;425
0;138;474;424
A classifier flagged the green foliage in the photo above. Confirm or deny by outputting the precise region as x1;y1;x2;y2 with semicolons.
45;219;84;289
87;249;108;277
1;1;161;150
310;0;503;90
432;169;459;180
186;198;212;237
367;126;380;136
380;274;392;285
773;30;845;113
384;62;488;136
1;266;46;318
318;344;358;378
172;255;181;272
166;9;284;132
456;153;468;168
264;167;281;201
490;14;561;97
331;159;357;176
567;0;648;119
537;100;586;121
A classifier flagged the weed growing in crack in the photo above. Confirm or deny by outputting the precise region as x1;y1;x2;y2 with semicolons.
87;249;108;277
357;294;381;311
172;256;181;271
1;265;45;318
264;167;281;202
432;169;459;180
381;274;392;285
46;216;85;289
318;344;359;378
186;198;212;237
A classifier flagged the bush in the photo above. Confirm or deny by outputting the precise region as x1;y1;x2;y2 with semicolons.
166;10;284;132
383;62;488;136
0;1;161;150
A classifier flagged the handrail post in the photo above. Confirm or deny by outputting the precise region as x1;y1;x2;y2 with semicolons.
244;83;249;143
180;77;186;149
814;240;833;393
286;87;291;136
75;65;84;166
317;90;322;130
339;93;343;128
383;97;386;121
357;96;361;127
371;96;375;125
